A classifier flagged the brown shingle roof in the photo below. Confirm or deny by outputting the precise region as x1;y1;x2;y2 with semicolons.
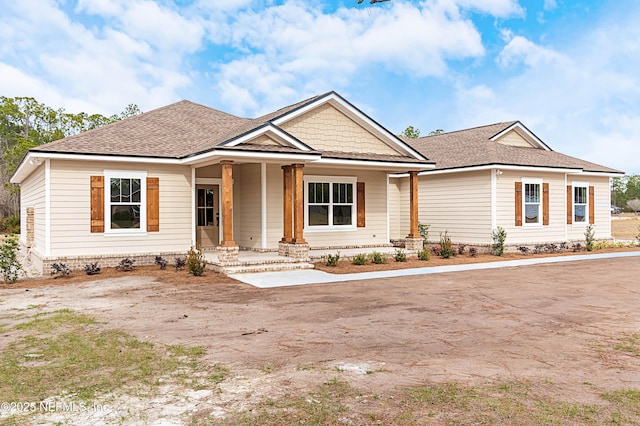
404;122;622;174
31;95;330;159
28;92;429;166
32;100;250;158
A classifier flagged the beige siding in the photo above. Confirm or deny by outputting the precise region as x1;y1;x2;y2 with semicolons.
566;176;612;240
496;170;566;244
195;164;221;179
49;159;192;256
234;163;262;249
249;135;281;146
497;129;535;148
420;171;492;244
388;178;401;240
20;164;46;253
301;167;390;247
266;164;283;247
280;103;401;156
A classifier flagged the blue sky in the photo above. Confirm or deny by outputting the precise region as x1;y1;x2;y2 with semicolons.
2;0;639;173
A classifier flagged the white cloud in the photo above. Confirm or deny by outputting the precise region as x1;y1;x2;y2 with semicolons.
451;0;524;17
209;0;497;116
453;9;640;174
497;35;565;67
544;0;558;11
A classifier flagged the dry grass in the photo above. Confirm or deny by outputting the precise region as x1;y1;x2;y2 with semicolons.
611;214;640;239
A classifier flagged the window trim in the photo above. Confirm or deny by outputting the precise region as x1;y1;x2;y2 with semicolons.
104;170;147;235
572;181;589;225
303;175;357;232
522;177;543;227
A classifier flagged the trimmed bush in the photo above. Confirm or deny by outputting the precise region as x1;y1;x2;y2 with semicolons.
394;249;407;262
325;251;340;267
417;248;430;261
370;251;387;264
351;253;368;265
187;246;206;276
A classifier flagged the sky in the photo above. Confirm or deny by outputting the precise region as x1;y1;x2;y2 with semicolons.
1;0;639;173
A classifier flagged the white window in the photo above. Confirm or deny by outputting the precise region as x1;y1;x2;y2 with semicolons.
304;176;356;230
573;183;588;223
104;170;147;234
523;178;542;225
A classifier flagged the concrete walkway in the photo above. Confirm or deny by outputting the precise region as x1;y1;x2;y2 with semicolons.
230;251;640;288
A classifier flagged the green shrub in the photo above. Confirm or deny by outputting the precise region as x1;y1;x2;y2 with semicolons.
491;226;507;256
1;215;20;234
417;248;430;261
0;235;22;283
325;251;340;267
370;251;387;264
418;223;430;247
187;245;206;276
351;253;367;265
439;231;454;259
584;224;595;251
394;249;407;262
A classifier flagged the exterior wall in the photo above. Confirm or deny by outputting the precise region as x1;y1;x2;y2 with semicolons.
280;103;401;156
195;164;221;179
496;170;566;244
300;167;390;248
388;178;401;240
388;176;410;240
497;130;534;148
566;175;612;240
48;159;192;257
419;170;492;244
234;163;262;249
20;163;46;254
266;164;284;247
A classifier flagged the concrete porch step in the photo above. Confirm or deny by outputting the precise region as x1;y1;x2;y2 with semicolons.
210;261;314;274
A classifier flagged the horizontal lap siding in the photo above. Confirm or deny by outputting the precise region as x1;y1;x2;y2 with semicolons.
20;164;46;251
567;176;611;240
302;168;389;247
49;160;192;256
234;164;262;249
388;178;402;240
420;171;491;244
496;171;565;244
266;164;283;248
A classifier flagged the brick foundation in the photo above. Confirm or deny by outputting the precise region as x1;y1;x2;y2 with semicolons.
278;242;310;260
404;237;424;251
36;251;186;276
216;245;239;263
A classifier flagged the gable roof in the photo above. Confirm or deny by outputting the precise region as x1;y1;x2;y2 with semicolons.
403;121;623;175
27;92;428;161
30;100;250;158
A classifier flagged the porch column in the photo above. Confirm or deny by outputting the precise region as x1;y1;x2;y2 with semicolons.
220;160;236;247
291;163;307;244
281;165;293;243
405;170;423;250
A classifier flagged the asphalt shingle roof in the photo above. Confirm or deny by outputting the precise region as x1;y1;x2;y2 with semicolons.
403;122;622;174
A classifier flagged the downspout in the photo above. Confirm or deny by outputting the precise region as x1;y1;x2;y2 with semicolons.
261;162;267;249
45;159;51;256
191;167;196;247
490;168;497;233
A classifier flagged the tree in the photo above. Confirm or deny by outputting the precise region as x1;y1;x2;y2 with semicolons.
429;129;444;135
401;125;420;139
0;97;142;220
627;199;640;215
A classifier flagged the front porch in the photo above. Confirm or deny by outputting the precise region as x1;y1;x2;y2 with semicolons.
203;245;407;274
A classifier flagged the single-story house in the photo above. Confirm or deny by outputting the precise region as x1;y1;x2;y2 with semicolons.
389;121;624;248
10;92;432;273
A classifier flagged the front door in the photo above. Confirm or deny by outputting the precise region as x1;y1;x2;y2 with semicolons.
196;185;219;247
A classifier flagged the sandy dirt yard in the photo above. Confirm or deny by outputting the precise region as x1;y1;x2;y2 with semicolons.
1;257;640;424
